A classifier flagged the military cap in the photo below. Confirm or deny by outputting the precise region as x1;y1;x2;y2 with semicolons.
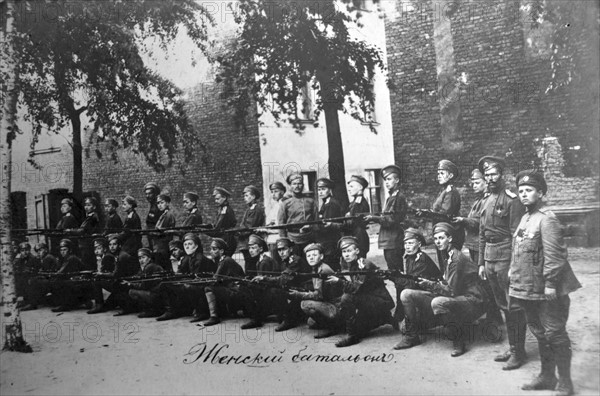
19;242;31;250
61;198;74;206
286;173;303;185
106;233;121;243
169;239;184;251
105;198;119;207
470;169;484;180
478;156;506;174
137;247;153;259
403;227;427;245
304;243;323;254
93;238;108;248
337;236;359;250
157;194;171;203
122;195;137;208
382;164;402;179
243;185;261;199
183;233;201;246
59;238;74;249
438;160;459;180
348;175;368;189
84;196;98;208
211;238;228;251
316;178;335;189
34;242;48;251
432;222;456;238
144;182;160;194
516;169;547;194
212;187;232;198
248;234;268;251
276;237;294;248
269;182;286;192
183;192;199;202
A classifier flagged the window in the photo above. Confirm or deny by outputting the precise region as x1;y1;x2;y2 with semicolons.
365;169;382;214
360;79;379;125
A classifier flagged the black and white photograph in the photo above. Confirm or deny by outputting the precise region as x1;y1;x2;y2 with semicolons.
0;0;598;395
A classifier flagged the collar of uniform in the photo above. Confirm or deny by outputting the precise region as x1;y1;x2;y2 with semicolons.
404;250;421;259
357;257;365;270
190;208;197;214
259;252;267;262
322;197;331;204
127;211;134;219
249;203;257;210
353;196;363;203
389;188;399;196
86;212;95;217
65;213;72;217
445;184;453;192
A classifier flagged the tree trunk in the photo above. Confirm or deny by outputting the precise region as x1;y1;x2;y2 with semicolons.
0;0;33;353
67;102;84;205
323;102;349;210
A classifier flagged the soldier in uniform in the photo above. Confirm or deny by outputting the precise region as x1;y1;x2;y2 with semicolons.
34;242;59;272
341;175;371;259
181;192;204;230
87;234;138;314
391;228;442;323
454;169;503;331
104;198;123;232
22;239;82;311
87;237;116;313
152;194;177;271
364;164;407;271
510;170;581;396
313;178;343;271
119;195;143;256
168;240;185;271
202;238;247;326
237;185;266;275
14;242;41;307
67;196;101;270
478;155;528;370
394;223;485;357
288;243;344;339
211;187;238;257
54;198;79;256
335;236;396;347
278;173;317;255
262;181;287;263
156;233;216;321
144;182;161;248
253;237;311;332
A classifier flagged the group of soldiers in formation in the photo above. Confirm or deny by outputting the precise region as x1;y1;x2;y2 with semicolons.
13;155;580;395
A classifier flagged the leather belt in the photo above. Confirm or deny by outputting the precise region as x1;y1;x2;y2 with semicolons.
484;236;510;243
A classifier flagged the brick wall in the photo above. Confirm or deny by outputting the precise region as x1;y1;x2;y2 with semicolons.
82;83;263;236
384;0;599;213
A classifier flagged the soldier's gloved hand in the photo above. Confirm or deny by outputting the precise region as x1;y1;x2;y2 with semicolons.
544;287;557;301
478;266;487;281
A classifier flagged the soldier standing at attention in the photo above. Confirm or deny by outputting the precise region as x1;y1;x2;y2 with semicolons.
54;198;79;256
211;187;238;257
143;182;161;249
314;178;343;271
104;198;123;233
237;185;266;275
478;155;527;370
119;196;143;256
181;192;204;230
510;170;580;396
153;194;176;271
364;164;407;271
278;173;317;255
67;196;101;270
261;181;287;263
342;175;371;259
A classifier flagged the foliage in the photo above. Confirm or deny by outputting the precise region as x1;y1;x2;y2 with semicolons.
13;0;214;170
214;0;386;132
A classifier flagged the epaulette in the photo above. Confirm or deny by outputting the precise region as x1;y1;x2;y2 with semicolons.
446;185;453;192
505;189;517;199
538;207;557;218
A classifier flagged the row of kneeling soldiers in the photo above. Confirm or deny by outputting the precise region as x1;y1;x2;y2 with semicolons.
13;162;579;396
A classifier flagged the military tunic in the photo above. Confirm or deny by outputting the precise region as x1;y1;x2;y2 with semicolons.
378;187;407;271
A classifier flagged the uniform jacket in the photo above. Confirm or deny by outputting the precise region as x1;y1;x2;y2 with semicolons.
57;254;83;274
296;263;342;302
120;210;143;255
463;193;488;252
213;203;237;254
40;254;60;272
342;196;371;257
213;256;245;285
255;253;281;276
343;259;394;308
478;181;526;266
182;208;204;228
104;213;123;233
315;196;343;250
98;254;116;273
237;203;266;250
431;247;483;301
72;212;101;250
397;250;442;290
278;195;317;244
107;250;139;278
180;251;216;275
378;187;407;249
56;212;78;230
509;204;581;300
264;254;311;288
15;255;42;274
146;202;161;229
153;209;176;251
432;184;461;217
264;200;283;244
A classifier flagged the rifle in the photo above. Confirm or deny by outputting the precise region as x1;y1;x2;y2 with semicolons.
407;208;455;223
33;270;95;281
214;274;308;292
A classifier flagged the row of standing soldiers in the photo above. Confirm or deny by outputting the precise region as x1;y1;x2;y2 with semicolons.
14;155;580;396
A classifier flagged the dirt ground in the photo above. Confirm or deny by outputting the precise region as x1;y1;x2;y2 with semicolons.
1;247;598;396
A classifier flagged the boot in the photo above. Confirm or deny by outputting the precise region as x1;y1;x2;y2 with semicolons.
203;291;220;326
522;341;557;390
451;337;466;357
553;344;574;396
20;304;38;311
335;335;360;348
275;321;297;332
156;311;178;321
87;303;106;314
240;320;263;329
190;312;210;323
503;310;527;370
393;317;421;350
